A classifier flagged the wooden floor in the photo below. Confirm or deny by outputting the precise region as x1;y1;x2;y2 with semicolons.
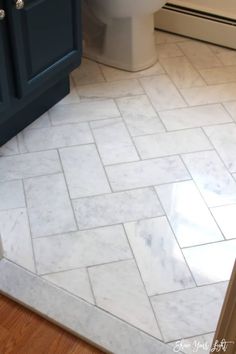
0;294;104;354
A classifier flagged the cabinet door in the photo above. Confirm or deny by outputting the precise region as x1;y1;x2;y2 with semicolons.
0;7;10;117
5;0;82;97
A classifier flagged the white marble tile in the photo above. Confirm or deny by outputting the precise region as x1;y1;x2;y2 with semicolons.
209;45;236;66
100;61;165;81
33;225;132;274
0;259;173;354
169;333;214;354
183;240;236;285
49;100;120;126
204;123;236;172
159;56;205;89
140;75;186;111
200;66;236;85
156;43;183;59
155;31;188;44
43;268;94;304
151;282;227;342
156;181;223;247
0;208;35;272
90;118;139;165
24;112;51;130
24;174;76;238
223;101;236;120
116;95;165;137
0;137;19;156
134;128;212;159
0;181;25;211
211;204;236;239
159;104;232;131
58;79;80;105
106;156;190;191
19;123;93;152
182;150;236;207
72;58;105;86
59;145;110;198
76;79;144;101
178;41;222;69
73;188;164;230
180;83;236;106
89;260;162;339
124;217;195;296
0;150;61;182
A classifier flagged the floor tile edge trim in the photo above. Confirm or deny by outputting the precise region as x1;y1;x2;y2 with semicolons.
0;258;173;354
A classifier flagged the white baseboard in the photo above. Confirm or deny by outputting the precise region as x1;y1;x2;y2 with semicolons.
155;4;236;49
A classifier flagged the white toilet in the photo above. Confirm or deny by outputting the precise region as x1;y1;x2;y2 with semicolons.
83;0;167;72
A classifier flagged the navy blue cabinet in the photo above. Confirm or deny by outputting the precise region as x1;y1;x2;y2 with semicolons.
0;0;82;145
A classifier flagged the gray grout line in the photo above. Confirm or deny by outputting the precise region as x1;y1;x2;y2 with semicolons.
56;148;80;231
121;224;166;342
21;180;38;274
85;267;97;306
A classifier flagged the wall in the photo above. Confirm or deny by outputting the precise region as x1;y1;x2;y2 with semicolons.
170;0;236;19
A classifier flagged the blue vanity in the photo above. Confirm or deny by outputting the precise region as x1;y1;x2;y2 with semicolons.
0;0;82;145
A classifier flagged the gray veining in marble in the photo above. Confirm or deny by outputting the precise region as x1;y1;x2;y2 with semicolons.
124;217;195;295
151;282;227;342
211;204;236;239
106;156;190;191
0;181;25;211
59;145;110;198
73;188;164;229
24;174;76;238
33;225;132;274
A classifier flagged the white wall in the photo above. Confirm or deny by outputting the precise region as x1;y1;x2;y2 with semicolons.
170;0;236;19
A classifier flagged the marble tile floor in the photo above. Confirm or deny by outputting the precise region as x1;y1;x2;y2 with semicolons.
0;30;236;354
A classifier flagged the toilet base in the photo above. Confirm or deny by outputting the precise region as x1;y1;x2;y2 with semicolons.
84;14;158;72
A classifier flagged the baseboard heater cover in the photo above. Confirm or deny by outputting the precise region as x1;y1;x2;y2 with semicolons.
155;3;236;49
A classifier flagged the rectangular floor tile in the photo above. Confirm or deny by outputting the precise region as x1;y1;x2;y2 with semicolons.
211;204;236;239
100;61;164;81
76;79;144;101
223;101;236;120
155;31;188;44
24;173;76;238
59;145;110;199
116;95;165;137
73;188;164;230
0;181;25;211
183;240;236;285
33;225;132;274
182;150;236;207
90;118;139;165
106;156;190;191
159;56;205;89
49;100;120;125
199;66;236;85
0;150;61;182
159;104;232;131
178;41;222;69
0;208;35;272
124;217;195;296
134;128;212;159
204;123;236;172
19;123;93;152
180;83;236;106
151;282;227;342
156;181;223;247
140;75;186;111
89;260;162;338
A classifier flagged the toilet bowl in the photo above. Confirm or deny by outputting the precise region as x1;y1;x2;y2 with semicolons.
83;0;167;72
